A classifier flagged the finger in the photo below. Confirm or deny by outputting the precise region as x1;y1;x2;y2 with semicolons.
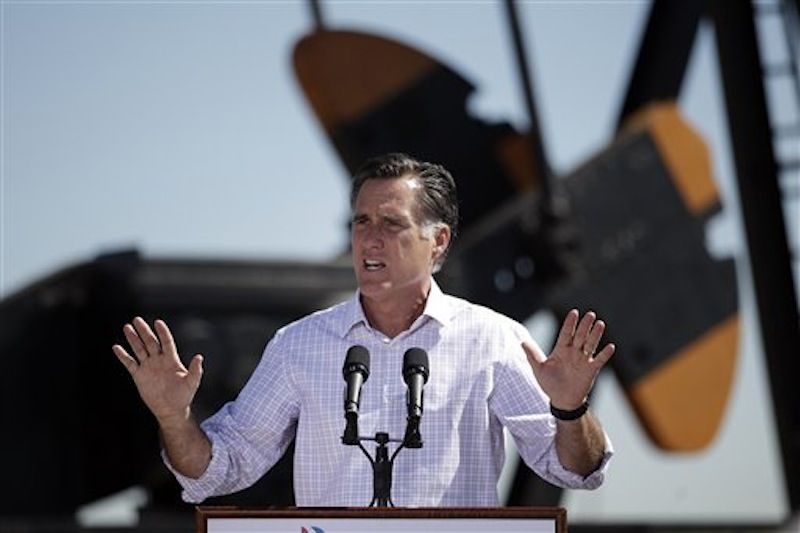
132;316;162;356
187;354;204;388
521;341;545;366
583;319;607;355
122;323;149;361
574;310;597;347
555;309;580;347
591;343;615;368
112;344;138;375
154;319;177;356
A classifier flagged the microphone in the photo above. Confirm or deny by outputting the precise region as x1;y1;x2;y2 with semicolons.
402;347;429;448
342;345;370;445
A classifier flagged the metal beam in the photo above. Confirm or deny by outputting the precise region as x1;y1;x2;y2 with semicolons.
617;0;708;126
710;0;800;511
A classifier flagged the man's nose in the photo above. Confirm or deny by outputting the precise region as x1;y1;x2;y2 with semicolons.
362;224;384;245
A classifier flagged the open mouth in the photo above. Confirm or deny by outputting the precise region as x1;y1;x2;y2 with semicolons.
364;259;385;272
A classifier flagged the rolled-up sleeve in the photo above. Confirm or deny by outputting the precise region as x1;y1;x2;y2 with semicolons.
162;434;234;503
161;333;300;502
491;332;614;490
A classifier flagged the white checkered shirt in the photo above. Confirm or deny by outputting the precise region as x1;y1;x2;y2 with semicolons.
167;280;612;506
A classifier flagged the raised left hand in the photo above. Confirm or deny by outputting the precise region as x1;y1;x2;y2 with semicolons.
522;309;615;411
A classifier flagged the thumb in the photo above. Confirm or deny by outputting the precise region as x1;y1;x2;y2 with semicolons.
188;354;204;387
521;341;545;368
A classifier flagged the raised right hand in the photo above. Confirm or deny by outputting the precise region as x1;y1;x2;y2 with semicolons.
113;317;204;426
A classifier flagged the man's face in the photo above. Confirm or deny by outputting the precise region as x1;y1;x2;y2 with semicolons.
351;175;446;302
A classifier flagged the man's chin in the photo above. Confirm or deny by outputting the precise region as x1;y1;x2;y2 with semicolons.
357;276;394;296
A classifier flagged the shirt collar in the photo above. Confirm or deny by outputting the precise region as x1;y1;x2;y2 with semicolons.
336;278;452;338
421;278;452;327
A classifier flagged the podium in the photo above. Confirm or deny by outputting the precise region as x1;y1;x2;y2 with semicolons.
196;506;566;532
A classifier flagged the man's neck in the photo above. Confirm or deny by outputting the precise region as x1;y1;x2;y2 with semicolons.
361;285;431;339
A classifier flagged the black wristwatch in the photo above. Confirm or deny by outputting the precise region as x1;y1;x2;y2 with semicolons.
550;401;589;421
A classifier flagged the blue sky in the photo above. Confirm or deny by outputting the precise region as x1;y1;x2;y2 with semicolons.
2;0;652;297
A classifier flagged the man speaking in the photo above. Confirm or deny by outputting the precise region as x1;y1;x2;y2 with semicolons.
113;152;615;506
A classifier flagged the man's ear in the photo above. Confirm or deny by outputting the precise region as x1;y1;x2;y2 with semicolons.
433;224;451;258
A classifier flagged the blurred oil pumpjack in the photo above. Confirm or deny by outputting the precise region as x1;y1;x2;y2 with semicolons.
292;27;739;456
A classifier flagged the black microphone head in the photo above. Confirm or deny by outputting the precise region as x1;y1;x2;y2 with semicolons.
403;347;429;384
343;345;370;381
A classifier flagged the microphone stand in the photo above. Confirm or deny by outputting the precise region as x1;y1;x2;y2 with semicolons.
360;432;404;507
342;428;421;507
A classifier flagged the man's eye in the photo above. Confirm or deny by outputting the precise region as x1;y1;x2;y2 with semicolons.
384;223;402;232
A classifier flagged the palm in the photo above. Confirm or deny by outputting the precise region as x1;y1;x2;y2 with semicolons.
113;317;203;422
523;309;615;410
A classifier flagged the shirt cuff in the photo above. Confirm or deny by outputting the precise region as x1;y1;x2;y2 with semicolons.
161;439;226;503
549;432;614;490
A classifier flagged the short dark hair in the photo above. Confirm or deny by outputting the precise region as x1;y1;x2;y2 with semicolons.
351;152;460;238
